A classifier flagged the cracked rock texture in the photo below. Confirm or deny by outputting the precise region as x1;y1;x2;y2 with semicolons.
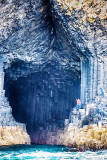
0;0;107;145
57;125;107;150
0;126;30;146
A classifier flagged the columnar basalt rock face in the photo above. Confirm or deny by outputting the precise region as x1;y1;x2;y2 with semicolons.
0;56;30;145
51;0;107;104
51;0;107;127
0;0;81;144
0;0;107;145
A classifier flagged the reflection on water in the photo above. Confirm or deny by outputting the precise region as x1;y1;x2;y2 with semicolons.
0;145;107;160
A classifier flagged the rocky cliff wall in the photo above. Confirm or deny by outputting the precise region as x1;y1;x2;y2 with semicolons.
0;0;107;144
51;0;107;104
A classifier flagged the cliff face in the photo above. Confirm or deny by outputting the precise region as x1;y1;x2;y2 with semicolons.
0;56;30;146
51;0;107;104
58;125;107;150
0;0;107;144
0;0;54;65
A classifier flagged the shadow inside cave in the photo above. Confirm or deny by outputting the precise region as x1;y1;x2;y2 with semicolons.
4;60;81;139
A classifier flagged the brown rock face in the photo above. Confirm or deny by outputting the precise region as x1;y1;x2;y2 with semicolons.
57;125;107;150
0;126;30;146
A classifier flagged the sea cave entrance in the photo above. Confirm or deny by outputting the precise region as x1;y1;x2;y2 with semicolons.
4;59;81;142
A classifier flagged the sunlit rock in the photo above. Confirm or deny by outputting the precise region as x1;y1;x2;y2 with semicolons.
0;126;30;146
58;125;107;150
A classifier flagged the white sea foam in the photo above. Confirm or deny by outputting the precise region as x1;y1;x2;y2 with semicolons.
0;146;107;160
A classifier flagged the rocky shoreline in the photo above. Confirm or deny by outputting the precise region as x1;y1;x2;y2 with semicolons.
0;126;30;146
0;124;106;151
57;125;107;151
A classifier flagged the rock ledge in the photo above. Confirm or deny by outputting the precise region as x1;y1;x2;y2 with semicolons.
0;126;30;146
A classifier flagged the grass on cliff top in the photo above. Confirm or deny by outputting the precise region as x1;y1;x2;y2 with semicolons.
57;0;107;23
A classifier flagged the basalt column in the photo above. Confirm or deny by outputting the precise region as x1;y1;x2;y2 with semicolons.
0;55;13;126
0;56;16;126
0;55;30;145
81;57;91;105
0;56;4;108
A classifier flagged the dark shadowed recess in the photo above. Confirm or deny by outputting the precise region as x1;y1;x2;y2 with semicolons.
4;60;80;134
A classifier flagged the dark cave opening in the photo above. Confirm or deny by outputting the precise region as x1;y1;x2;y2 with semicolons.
4;60;81;135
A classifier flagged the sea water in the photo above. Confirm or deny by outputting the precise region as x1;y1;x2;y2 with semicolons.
0;145;107;160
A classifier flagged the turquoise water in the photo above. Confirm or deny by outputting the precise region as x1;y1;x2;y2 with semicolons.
0;145;107;160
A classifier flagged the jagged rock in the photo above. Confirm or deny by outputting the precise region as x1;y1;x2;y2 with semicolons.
0;56;30;145
57;125;107;150
0;126;30;146
0;0;106;145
